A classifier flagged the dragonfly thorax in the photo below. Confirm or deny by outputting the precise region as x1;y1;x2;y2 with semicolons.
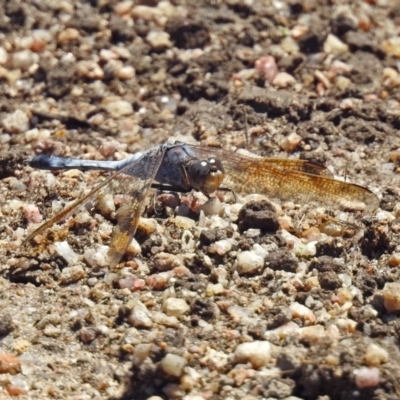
185;157;225;195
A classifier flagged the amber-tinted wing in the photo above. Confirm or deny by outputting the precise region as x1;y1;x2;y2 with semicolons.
24;146;166;267
186;145;379;212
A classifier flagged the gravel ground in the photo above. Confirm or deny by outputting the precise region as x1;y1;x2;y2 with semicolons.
1;1;400;399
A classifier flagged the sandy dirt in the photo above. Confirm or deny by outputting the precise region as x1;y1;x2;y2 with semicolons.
1;1;400;399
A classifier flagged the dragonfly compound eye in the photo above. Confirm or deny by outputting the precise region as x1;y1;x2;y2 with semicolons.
186;158;225;195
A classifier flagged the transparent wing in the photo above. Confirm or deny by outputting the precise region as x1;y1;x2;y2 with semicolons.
24;146;166;267
186;145;379;212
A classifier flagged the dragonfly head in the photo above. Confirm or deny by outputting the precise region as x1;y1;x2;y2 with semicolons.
186;157;225;195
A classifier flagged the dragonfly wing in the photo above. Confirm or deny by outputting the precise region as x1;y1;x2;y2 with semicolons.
184;145;333;177
98;145;166;267
24;146;166;267
184;145;378;212
22;170;120;245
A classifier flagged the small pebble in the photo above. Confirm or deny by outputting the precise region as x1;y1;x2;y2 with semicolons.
117;65;135;80
363;343;389;367
208;239;232;256
2;109;30;134
235;251;264;275
79;327;97;343
0;354;21;374
272;72;296;88
382;282;400;312
128;301;153;328
83;246;109;268
354;367;380;389
280;36;299;53
8;374;29;394
43;324;61;337
154;252;183;271
53;241;80;265
200;348;229;370
97;193;115;217
323;34;349;54
170;216;195;231
290;302;316;324
205;283;224;296
119;276;146;291
163;298;190;317
254;56;278;82
103;100;133;117
60;265;86;285
382;67;400;89
146;272;171;290
77;60;104;80
114;1;133;15
152;312;180;328
388;254;400;267
160;353;187;378
200;197;221;216
132;6;166;25
23;204;42;224
11;49;39;70
146;31;172;49
58;28;80;43
298;325;325;342
381;37;400;58
233;341;272;369
279;132;302;153
13;339;32;354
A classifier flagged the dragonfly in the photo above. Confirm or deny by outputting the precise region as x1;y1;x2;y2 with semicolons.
23;141;379;267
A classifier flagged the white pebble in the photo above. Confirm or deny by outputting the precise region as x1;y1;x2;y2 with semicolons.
272;72;296;88
83;246;110;268
151;312;180;328
77;60;104;80
354;367;380;388
160;354;187;377
58;28;80;44
53;241;80;265
290;302;316;324
171;215;196;229
96;193;115;217
104;100;133;117
43;323;61;337
363;343;389;367
117;65;135;80
234;341;272;368
146;31;172;49
128;301;153;328
235;251;264;275
382;282;400;312
132;6;166;25
323;34;349;54
2;109;30;134
205;283;224;296
208;239;232;256
200;197;221;216
200;348;229;370
11;50;39;70
163;298;190;317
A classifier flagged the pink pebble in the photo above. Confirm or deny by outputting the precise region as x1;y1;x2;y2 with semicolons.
23;204;43;223
119;276;145;291
255;56;278;82
354;367;380;388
